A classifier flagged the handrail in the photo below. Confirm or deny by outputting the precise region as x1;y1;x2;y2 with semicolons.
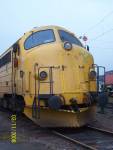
32;65;60;119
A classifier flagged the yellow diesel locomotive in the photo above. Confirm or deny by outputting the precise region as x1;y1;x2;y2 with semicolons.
0;26;98;127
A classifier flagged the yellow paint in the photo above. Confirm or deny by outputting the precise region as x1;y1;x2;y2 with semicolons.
0;25;97;127
24;105;96;127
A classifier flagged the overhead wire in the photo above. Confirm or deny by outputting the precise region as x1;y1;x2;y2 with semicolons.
84;11;113;71
90;46;113;50
89;27;113;42
85;10;113;34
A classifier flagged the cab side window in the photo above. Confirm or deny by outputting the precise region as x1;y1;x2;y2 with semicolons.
24;29;55;50
0;51;11;68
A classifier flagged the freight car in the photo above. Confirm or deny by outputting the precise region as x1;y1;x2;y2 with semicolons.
0;26;100;127
105;71;113;96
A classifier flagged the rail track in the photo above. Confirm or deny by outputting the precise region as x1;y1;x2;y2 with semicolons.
52;126;113;150
1;107;113;149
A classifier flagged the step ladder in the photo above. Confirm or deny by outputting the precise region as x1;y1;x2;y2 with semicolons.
32;66;54;119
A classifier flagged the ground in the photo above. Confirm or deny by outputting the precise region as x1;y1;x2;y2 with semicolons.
0;97;113;150
92;97;113;131
0;110;80;150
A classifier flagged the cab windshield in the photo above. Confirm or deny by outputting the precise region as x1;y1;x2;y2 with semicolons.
59;30;83;47
24;29;55;50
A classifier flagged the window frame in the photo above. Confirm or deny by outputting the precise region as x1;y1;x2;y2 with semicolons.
24;29;56;50
58;30;83;48
0;51;11;68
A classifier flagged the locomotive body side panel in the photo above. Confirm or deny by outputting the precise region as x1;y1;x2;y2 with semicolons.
0;49;12;97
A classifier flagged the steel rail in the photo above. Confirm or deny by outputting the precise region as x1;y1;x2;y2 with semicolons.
87;125;113;135
52;130;97;150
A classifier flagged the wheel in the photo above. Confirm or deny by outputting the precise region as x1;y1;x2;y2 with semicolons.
8;103;12;110
0;98;2;107
8;98;16;112
2;99;8;109
16;95;25;114
15;100;25;114
8;96;25;114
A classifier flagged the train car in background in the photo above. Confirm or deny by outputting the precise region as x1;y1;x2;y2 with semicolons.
0;26;100;127
105;70;113;96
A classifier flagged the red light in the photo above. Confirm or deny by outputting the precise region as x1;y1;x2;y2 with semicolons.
83;36;88;41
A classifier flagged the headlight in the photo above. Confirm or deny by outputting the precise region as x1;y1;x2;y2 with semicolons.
64;41;72;51
39;71;48;80
89;70;96;79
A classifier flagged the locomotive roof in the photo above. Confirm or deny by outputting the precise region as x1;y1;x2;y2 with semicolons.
25;25;75;36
